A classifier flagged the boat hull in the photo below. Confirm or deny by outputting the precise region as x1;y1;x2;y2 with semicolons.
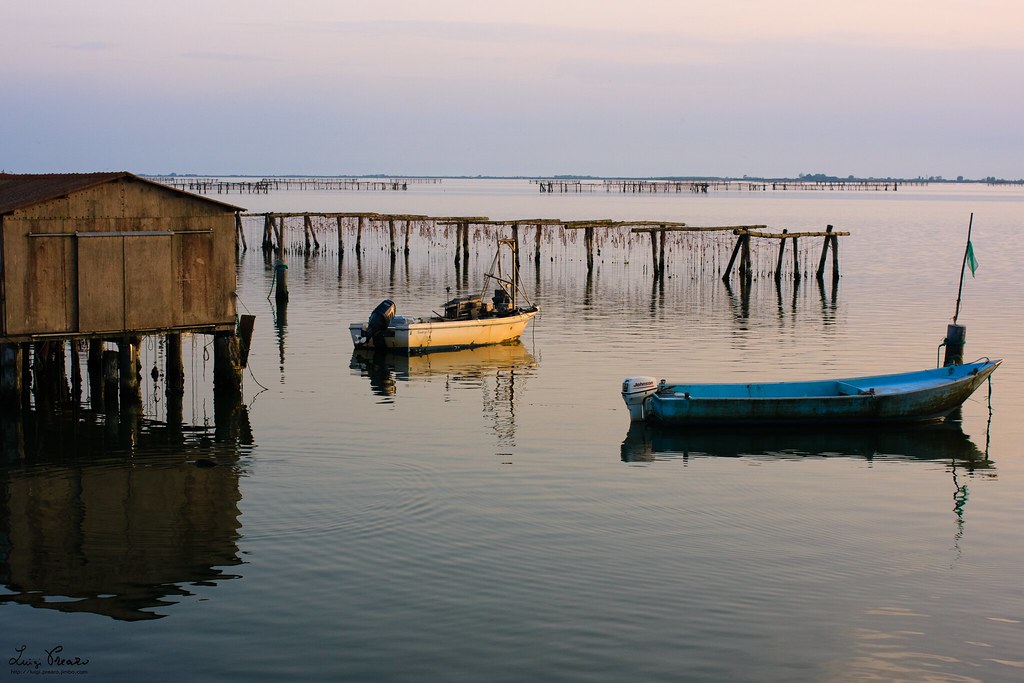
350;309;538;354
626;360;1000;426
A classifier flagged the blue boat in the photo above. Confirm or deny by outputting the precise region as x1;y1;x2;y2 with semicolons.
622;359;1001;426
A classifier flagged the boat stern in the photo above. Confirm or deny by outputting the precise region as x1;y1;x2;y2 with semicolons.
622;376;659;421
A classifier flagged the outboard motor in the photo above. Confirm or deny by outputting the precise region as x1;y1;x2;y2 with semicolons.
621;376;659;422
357;299;395;349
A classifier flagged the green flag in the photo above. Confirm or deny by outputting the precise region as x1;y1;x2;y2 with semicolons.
966;240;979;277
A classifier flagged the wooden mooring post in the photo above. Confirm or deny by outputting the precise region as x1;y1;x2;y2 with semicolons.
815;224;840;280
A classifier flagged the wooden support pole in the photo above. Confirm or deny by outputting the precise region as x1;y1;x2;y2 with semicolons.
830;232;839;279
262;213;273;251
816;225;834;279
650;231;659;278
356;215;364;252
404;220;411;255
336;216;345;256
739;234;751;279
723;234;744;282
658;226;666;277
275;216;289;305
70;339;82;404
775;230;788;281
389;219;397;254
454;222;462;266
166;333;184;400
235;212;246;251
102;349;119;409
792;236;801;281
0;343;22;411
303;215;313;253
585;226;594;271
213;331;244;401
462;221;470;263
87;340;103;408
535;224;542;264
512;223;520;268
118;336;142;407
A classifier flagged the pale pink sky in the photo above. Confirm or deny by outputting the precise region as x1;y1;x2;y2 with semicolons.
3;1;1021;178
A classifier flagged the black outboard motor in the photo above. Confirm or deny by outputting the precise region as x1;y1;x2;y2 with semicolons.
359;299;395;349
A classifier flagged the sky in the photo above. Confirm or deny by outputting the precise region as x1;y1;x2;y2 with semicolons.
2;1;1022;178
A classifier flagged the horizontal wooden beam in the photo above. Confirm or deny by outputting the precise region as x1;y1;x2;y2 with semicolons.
736;229;850;238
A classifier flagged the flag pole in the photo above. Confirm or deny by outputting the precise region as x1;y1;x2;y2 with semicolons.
953;213;974;324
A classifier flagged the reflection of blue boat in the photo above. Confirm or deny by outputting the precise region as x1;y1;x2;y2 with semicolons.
622;359;1000;426
620;421;990;466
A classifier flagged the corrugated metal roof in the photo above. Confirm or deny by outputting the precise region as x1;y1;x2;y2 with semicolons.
0;172;245;215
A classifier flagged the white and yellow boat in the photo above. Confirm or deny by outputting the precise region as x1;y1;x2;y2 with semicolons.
349;239;539;354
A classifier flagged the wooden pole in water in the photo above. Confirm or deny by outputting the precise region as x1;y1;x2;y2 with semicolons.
404;220;411;255
650;231;659;278
336;216;345;256
262;213;273;251
0;343;21;411
739;234;751;279
585;226;594;271
830;232;839;279
511;223;520;268
303;215;313;253
454;222;462;266
792;236;801;281
117;336;141;407
275;216;289;304
658;226;666;277
213;331;244;401
775;230;788;280
534;224;542;265
235;212;247;251
816;225;834;279
356;215;364;252
724;234;743;282
102;349;119;409
70;340;82;404
87;340;103;409
462;221;470;263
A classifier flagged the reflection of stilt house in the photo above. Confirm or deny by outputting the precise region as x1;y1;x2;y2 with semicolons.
0;172;246;409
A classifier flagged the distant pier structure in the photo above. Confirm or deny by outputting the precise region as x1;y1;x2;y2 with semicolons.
147;176;442;195
536;179;918;193
0;172;250;418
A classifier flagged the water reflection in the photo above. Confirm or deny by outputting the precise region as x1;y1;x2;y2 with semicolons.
349;343;538;446
621;421;990;469
0;408;249;621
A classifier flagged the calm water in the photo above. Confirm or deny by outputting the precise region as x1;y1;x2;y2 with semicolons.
3;180;1024;682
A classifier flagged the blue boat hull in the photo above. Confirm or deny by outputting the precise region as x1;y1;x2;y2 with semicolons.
635;360;1000;426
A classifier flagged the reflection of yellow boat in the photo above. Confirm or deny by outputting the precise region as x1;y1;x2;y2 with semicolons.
620;421;990;467
350;341;537;385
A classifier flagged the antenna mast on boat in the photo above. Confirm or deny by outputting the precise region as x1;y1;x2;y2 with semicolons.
482;238;532;309
952;212;974;324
